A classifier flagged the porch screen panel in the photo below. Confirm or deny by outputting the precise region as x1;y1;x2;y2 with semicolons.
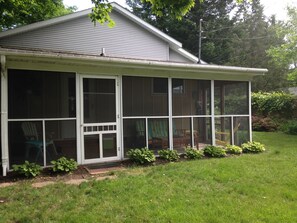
214;81;249;115
83;78;116;123
9;121;44;165
172;118;191;153
215;117;232;146
8;70;76;119
193;118;212;149
234;117;250;146
45;120;77;165
123;119;146;157
123;76;168;116
172;79;211;116
148;118;169;153
8;69;76;167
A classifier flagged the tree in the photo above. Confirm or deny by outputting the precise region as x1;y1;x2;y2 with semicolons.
90;0;196;27
0;0;76;31
267;7;297;86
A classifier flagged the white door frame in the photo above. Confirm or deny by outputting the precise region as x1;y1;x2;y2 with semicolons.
79;74;121;164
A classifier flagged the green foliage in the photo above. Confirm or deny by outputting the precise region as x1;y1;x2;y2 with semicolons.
241;141;265;153
0;0;75;31
225;144;242;155
267;7;297;85
90;0;115;27
51;157;78;173
185;148;204;159
12;161;42;178
203;145;226;158
281;120;297;135
158;149;180;162
252;91;296;117
126;148;156;165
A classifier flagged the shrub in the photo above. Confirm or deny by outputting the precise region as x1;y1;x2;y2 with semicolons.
12;161;42;178
225;144;242;155
281;120;297;135
203;145;226;158
158;149;180;162
252;116;278;132
126;148;156;165
241;141;265;153
51;157;78;173
185;148;204;160
252;91;296;117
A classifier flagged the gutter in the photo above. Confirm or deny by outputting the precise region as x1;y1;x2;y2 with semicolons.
0;47;268;76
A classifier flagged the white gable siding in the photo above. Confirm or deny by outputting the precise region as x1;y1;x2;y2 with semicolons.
169;49;194;63
0;11;169;61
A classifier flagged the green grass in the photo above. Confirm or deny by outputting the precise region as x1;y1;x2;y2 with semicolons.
1;132;297;222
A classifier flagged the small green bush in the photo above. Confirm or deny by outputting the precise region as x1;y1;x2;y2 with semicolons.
185;148;204;159
281;120;297;135
51;157;78;173
126;148;156;165
158;149;180;162
203;145;226;158
12;161;42;178
225;144;242;155
241;141;265;153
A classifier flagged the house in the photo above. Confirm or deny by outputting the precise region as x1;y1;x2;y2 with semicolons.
0;3;267;176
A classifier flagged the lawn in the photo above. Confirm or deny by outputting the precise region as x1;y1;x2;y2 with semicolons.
0;132;297;223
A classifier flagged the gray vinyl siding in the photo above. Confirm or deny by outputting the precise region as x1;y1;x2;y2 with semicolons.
169;49;194;63
0;11;169;61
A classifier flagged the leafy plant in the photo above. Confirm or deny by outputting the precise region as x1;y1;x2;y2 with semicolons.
252;91;296;117
12;161;42;178
126;148;156;165
281;119;297;135
158;149;180;162
185;148;204;160
241;141;265;153
51;157;78;173
225;144;242;155
203;145;226;158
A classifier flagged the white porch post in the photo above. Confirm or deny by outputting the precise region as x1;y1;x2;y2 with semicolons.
249;81;252;142
211;80;216;146
168;77;173;150
1;55;9;176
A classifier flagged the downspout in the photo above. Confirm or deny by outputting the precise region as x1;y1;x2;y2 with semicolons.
1;55;8;176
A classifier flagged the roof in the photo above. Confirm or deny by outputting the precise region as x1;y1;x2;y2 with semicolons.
0;2;202;63
0;47;268;77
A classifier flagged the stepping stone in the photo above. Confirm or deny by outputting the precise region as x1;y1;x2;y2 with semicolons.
0;182;16;188
64;179;88;185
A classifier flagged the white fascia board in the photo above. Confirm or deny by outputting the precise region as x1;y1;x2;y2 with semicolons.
0;47;268;76
0;9;92;38
110;3;182;48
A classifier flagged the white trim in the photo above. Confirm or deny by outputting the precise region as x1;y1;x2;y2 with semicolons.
231;116;234;145
123;116;169;119
1;55;9;176
168;78;173;150
249;81;252;142
8;118;76;121
80;75;120;164
119;75;124;159
191;117;194;148
76;73;82;164
211;80;216;146
42;120;46;166
145;118;149;149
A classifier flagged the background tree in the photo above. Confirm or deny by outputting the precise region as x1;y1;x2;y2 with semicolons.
127;0;289;92
267;7;297;86
0;0;76;31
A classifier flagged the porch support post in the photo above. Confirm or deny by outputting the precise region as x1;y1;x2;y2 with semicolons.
168;77;173;150
1;55;9;176
249;81;252;142
211;80;216;146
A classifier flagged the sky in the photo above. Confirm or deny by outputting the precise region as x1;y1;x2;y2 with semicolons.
63;0;297;21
